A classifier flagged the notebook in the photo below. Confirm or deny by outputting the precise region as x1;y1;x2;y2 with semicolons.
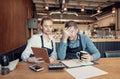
61;59;93;68
0;59;19;73
31;47;50;63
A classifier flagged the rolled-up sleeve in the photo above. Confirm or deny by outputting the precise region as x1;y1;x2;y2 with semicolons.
21;40;34;62
84;35;101;60
58;41;67;60
21;35;41;62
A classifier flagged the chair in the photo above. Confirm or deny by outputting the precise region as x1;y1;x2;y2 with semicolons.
105;50;120;58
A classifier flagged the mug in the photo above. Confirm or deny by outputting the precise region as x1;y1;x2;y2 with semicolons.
76;51;88;60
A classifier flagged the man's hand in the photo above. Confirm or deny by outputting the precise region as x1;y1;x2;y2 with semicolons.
62;27;72;43
81;54;93;62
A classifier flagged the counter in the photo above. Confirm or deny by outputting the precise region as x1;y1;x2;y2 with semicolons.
55;38;120;58
55;38;120;43
91;38;120;42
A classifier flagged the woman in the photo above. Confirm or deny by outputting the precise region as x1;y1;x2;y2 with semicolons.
21;16;57;63
58;21;100;62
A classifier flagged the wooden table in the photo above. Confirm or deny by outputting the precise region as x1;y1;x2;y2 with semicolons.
89;58;120;79
0;58;120;79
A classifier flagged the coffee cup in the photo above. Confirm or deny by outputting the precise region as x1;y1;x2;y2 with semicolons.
76;51;88;61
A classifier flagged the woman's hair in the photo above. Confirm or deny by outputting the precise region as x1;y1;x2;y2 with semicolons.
65;21;78;29
40;16;53;26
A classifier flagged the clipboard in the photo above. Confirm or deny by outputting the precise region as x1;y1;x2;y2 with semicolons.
31;47;50;63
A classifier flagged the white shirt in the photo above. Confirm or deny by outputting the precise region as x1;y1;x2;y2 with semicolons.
21;33;57;62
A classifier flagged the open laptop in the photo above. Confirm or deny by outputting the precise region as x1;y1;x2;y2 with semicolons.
0;59;19;73
31;47;50;63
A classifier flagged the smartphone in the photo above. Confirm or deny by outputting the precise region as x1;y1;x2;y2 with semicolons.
29;64;44;72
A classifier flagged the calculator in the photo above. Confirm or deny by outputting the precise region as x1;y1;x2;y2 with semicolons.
48;63;65;70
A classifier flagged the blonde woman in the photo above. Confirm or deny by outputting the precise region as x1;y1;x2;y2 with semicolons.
21;16;57;63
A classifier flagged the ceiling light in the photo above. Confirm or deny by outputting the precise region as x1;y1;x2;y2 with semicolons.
63;3;67;11
112;7;116;13
81;5;85;12
45;3;49;10
97;7;101;13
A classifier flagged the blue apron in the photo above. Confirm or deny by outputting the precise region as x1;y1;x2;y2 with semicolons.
66;34;83;59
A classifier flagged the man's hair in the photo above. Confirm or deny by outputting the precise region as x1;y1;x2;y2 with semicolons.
65;21;78;29
41;16;53;26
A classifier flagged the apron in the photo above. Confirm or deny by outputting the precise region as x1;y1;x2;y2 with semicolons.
29;35;54;57
40;35;54;56
66;34;83;59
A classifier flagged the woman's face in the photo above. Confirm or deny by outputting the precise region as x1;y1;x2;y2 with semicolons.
68;26;78;41
42;20;53;35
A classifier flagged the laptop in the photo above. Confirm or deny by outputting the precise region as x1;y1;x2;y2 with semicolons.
0;59;19;73
31;47;50;63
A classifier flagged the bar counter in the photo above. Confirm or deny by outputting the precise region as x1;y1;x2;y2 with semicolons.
55;38;120;43
55;38;120;58
91;38;120;42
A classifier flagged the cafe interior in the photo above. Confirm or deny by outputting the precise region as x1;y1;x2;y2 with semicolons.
0;0;120;79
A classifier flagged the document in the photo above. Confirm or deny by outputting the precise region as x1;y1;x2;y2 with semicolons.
61;59;93;68
65;66;108;79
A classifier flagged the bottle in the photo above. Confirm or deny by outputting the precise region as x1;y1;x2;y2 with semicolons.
1;55;10;75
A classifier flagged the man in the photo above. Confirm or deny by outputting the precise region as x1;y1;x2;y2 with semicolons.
58;21;100;62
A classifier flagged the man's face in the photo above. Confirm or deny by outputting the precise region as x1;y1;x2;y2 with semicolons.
42;20;53;35
68;26;78;41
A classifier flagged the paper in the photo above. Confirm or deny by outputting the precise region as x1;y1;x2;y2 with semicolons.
65;66;108;79
61;59;93;68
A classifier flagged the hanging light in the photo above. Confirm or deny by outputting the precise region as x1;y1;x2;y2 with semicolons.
63;3;67;11
97;6;101;13
81;5;85;12
45;3;49;10
112;7;116;13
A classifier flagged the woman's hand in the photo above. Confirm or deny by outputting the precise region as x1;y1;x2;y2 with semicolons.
27;57;39;63
49;57;55;63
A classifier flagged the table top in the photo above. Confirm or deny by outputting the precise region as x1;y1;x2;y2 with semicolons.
89;58;120;79
0;58;120;79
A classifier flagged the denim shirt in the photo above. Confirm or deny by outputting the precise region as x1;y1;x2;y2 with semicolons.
58;34;101;60
65;34;83;59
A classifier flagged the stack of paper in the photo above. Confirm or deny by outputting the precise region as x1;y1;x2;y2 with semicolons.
65;66;108;79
